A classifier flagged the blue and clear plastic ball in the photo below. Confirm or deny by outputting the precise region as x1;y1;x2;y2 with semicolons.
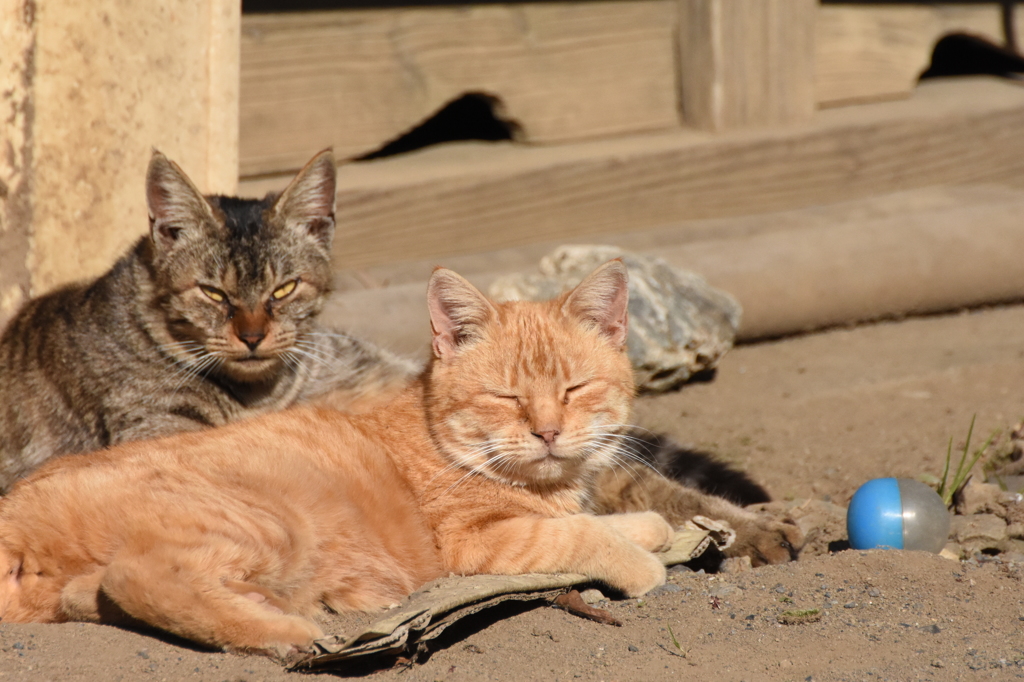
846;478;951;553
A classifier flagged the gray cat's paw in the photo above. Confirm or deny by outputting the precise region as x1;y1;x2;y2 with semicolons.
726;517;804;566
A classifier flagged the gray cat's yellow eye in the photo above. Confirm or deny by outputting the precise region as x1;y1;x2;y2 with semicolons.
272;280;298;300
199;285;226;303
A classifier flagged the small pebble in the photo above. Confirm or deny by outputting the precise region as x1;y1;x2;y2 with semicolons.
580;589;606;604
647;583;683;597
843;602;857;609
867;588;881;598
627;645;639;653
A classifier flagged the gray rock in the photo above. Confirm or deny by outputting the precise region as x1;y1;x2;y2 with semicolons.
647;583;683;597
488;245;741;392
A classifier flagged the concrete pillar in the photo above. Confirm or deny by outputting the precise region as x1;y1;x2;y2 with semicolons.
0;0;239;326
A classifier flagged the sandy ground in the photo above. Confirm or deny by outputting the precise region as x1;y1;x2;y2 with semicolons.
2;304;1023;681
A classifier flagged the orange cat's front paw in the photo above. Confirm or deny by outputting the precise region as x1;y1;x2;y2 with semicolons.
603;547;667;598
227;614;325;661
600;512;674;552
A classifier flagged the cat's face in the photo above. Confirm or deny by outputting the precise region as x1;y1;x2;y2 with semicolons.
425;261;635;490
145;150;336;383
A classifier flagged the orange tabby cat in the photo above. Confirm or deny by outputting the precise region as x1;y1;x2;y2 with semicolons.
0;260;673;659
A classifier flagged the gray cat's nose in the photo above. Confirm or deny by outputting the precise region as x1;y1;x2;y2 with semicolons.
232;308;270;352
238;333;265;351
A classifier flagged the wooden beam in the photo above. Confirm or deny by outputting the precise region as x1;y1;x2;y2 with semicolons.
238;2;679;176
678;0;816;131
318;185;1024;353
239;77;1024;271
815;3;1004;107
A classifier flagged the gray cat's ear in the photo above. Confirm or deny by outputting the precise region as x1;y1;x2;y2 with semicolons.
147;150;218;254
561;259;630;349
427;267;498;361
272;148;336;250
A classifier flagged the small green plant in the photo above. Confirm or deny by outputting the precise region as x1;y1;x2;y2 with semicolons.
937;415;998;507
667;624;682;651
659;623;689;658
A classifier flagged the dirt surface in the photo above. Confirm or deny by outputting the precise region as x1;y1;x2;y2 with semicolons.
2;304;1024;681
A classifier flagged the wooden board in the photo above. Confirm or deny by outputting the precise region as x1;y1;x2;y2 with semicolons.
678;0;816;131
238;77;1024;272
239;1;678;176
815;3;1004;107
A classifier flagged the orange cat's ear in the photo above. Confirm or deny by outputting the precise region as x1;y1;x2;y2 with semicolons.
271;148;336;251
427;268;497;361
146;150;218;255
561;259;630;349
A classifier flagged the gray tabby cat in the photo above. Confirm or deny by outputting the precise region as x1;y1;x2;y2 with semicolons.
0;150;416;492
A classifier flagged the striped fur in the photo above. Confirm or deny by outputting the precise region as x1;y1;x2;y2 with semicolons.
0;150;415;492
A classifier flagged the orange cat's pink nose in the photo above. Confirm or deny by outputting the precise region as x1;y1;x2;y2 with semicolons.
533;430;560;445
